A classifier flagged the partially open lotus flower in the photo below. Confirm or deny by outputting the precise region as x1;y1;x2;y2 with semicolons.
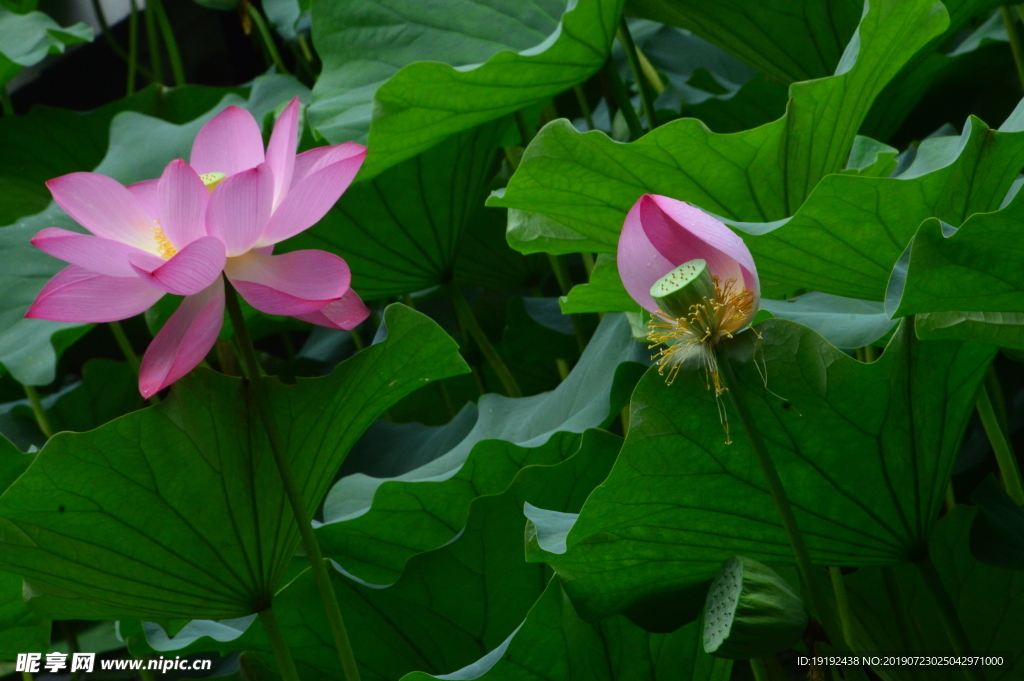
27;98;370;398
617;194;760;391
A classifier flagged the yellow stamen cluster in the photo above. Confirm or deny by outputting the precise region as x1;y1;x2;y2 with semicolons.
154;226;177;259
647;276;755;444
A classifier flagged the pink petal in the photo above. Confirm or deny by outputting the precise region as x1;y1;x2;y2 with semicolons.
294;289;370;330
47;172;158;252
641;195;760;299
138;280;224;398
618;200;678;313
205;163;274;256
31;227;161;278
130;236;226;296
158;159;209;249
257;145;366;246
265;98;300;210
127;179;160;219
224;249;351;316
25;265;164;323
289;142;366;188
189;106;265;178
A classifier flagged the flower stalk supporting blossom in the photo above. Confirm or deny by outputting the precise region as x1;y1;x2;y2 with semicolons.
224;279;362;681
617;195;866;672
257;608;301;681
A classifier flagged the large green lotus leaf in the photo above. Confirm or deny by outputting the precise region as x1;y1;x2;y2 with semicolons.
283;118;510;300
0;436;46;661
0;305;468;621
916;312;1024;351
742;114;1024;302
1;359;145;451
0;76;306;386
124;429;622;680
317;313;647;583
845;506;1024;680
525;319;994;624
624;0;861;84
493;0;949;255
0;85;238;227
453;207;547;292
888;187;1024;319
402;578;732;681
309;0;623;178
0;7;92;85
861;6;1009;142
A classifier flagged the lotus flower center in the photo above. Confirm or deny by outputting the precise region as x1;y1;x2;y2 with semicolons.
200;172;226;193
154;226;177;259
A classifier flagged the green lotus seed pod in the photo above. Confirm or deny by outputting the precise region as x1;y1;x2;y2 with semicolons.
650;259;715;319
702;556;809;660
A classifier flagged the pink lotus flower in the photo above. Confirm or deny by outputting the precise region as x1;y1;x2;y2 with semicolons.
617;194;760;387
27;98;370;398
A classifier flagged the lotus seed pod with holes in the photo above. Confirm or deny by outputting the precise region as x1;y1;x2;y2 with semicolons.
702;556;809;659
650;259;716;319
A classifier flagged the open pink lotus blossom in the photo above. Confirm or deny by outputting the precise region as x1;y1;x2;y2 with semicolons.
27;98;369;398
617;194;760;395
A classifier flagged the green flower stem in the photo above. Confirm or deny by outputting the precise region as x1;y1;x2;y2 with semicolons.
573;84;595;130
144;0;162;84
448;286;522;397
109;321;140;373
514;110;531;146
750;658;769;681
139;666;156;681
22;672;32;681
828;567;854;648
247;4;291;76
1;85;14;117
546;254;587;352
616;18;659;130
914;557;985;681
977;381;1024;504
224;279;362;681
717;353;855;667
89;0;154;81
580;252;596;279
881;565;919;652
257;608;301;681
149;0;185;87
22;385;53;439
603;59;643;140
1002;7;1024;92
126;0;139;96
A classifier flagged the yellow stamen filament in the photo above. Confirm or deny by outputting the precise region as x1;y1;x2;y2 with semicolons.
647;276;756;444
154;226;177;259
200;172;226;192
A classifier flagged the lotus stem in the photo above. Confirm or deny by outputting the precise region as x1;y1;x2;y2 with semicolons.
1002;7;1024;92
717;353;860;670
109;321;159;405
617;18;659;130
1;85;14;117
448;285;522;397
247;4;290;76
750;658;769;681
580;252;595;279
144;0;162;84
89;0;154;81
881;565;919;652
126;0;140;96
149;0;186;87
257;608;301;681
573;85;595;130
828;567;854;648
914;557;985;681
224;279;361;681
22;385;53;439
603;58;643;140
976;381;1024;504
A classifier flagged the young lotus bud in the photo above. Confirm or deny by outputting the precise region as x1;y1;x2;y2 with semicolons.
702;555;809;659
650;259;715;319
